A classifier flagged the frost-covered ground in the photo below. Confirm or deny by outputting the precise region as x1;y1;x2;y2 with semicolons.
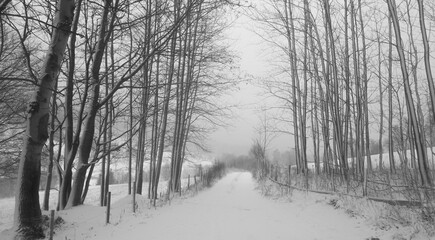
0;183;133;233
1;172;432;239
0;179;187;235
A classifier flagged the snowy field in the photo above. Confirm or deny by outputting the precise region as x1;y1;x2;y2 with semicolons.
0;178;189;235
303;147;435;171
1;172;432;239
0;183;131;233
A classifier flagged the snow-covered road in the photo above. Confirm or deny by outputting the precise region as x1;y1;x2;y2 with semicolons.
89;171;380;240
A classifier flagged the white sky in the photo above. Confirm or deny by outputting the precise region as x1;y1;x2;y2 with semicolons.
207;7;293;157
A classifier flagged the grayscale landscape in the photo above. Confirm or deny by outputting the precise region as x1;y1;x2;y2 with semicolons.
0;0;434;239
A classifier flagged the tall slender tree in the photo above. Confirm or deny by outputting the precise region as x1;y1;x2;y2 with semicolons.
387;0;432;186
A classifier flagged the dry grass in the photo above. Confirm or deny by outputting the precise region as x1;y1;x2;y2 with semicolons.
259;176;435;240
329;193;435;239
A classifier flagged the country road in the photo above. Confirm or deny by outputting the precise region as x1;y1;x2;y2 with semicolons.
87;171;382;240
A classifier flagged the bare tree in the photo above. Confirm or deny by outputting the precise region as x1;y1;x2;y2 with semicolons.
387;10;396;174
417;0;435;126
13;0;74;237
387;0;432;187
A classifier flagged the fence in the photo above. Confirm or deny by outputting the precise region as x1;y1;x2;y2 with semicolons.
259;162;435;208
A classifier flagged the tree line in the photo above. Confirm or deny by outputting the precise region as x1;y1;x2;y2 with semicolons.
252;0;435;186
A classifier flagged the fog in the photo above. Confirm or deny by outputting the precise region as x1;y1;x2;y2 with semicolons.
207;7;293;158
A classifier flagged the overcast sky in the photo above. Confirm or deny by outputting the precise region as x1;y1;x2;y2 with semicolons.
207;6;293;158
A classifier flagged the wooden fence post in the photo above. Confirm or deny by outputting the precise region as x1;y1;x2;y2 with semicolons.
275;165;278;181
133;181;136;213
49;210;55;240
187;175;190;190
106;192;111;224
363;161;368;197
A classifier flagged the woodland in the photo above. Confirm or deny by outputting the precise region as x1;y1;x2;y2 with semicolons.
1;0;435;239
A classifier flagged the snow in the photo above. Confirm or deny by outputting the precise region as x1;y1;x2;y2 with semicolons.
303;147;435;172
1;172;430;239
91;171;377;240
0;184;129;235
0;181;174;235
57;172;385;239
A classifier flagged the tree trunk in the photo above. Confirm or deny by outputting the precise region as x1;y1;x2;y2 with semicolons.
387;12;396;174
153;0;179;203
417;0;435;186
283;0;301;174
406;0;426;177
43;83;58;211
387;0;432;186
350;0;363;178
60;0;84;210
358;0;371;172
149;54;160;201
66;0;115;208
14;0;74;238
127;0;134;196
311;14;331;174
308;10;321;175
377;31;384;170
343;0;351;173
417;0;435;131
